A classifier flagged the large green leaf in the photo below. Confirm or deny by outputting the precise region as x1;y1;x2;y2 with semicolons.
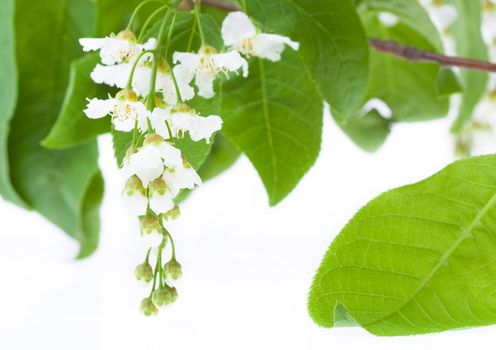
9;0;103;257
449;0;489;132
94;0;141;36
362;15;450;122
309;155;496;336
42;53;110;149
222;53;322;205
245;0;369;117
0;0;25;206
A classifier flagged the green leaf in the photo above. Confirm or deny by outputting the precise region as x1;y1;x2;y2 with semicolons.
362;15;450;121
10;0;103;257
363;0;443;51
245;0;369;116
42;53;110;149
437;68;463;98
197;134;240;182
0;0;25;206
449;0;489;132
222;54;323;205
333;108;391;153
309;155;496;336
94;0;141;36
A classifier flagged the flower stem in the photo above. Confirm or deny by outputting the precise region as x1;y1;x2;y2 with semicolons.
126;49;156;89
194;0;206;45
127;0;167;31
137;5;168;42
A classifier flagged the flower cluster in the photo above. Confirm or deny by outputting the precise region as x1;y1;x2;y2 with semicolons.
79;3;298;316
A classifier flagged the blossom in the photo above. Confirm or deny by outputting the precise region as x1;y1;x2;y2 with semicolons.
122;175;148;216
148;178;175;215
80;31;156;65
378;12;399;28
121;133;183;187
221;11;299;62
163;161;202;197
482;1;496;50
83;89;149;132
173;46;248;99
150;105;222;143
140;214;164;248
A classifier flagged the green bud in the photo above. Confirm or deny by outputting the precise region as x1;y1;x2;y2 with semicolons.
164;259;182;280
143;133;165;147
152;286;177;307
134;262;153;283
116;30;137;43
124;175;145;196
115;88;138;102
140;214;160;234
164;205;181;221
140;297;158;316
149;178;168;196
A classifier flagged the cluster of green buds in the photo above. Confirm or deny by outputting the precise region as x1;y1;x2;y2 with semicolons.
135;236;183;316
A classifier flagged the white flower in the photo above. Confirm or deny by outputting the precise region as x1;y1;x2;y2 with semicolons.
83;90;149;132
163;162;202;197
173;46;248;99
140;215;164;248
148;178;175;215
121;134;183;187
80;31;156;65
122;175;148;216
419;0;458;34
150;105;222;143
482;1;496;49
221;11;299;62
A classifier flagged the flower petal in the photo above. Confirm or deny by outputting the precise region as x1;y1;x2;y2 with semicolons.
221;11;257;46
84;98;114;119
90;63;131;88
79;38;107;52
149;191;175;214
128;146;164;187
163;165;202;197
194;74;216;99
213;51;249;77
252;34;299;62
122;191;148;216
158;142;183;168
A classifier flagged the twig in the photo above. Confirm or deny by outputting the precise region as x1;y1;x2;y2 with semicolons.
370;38;496;73
194;1;496;74
182;0;239;11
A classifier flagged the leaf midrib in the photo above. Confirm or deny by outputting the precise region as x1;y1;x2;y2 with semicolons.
363;190;496;328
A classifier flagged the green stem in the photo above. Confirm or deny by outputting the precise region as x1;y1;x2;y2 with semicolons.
126;49;156;89
127;0;167;31
194;0;206;45
170;68;184;104
145;248;152;263
137;5;168;42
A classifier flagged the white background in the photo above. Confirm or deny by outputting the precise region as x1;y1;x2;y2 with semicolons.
1;115;495;349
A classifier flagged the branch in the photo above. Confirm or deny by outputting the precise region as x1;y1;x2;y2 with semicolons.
182;0;239;11
194;1;496;74
370;38;496;73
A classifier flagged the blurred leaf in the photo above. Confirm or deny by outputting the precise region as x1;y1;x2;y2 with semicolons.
222;54;323;206
309;155;496;335
333;108;391;153
449;0;489;132
9;0;103;257
362;15;450;121
245;0;369;117
94;0;141;36
363;0;443;50
42;53;110;149
0;0;25;206
437;68;463;98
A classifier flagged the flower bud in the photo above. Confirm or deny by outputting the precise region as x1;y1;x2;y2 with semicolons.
173;103;194;114
140;297;158;316
199;44;217;55
122;176;147;216
140;214;164;248
164;259;182;280
117;30;137;42
134;262;153;283
151;286;177;307
143;133;165;147
116;88;138;102
164;205;181;221
149;178;168;196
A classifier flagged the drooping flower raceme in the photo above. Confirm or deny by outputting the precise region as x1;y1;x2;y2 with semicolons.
173;46;248;98
79;4;298;316
221;11;300;62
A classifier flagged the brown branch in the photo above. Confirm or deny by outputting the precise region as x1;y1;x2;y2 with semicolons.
194;1;496;74
370;38;496;73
